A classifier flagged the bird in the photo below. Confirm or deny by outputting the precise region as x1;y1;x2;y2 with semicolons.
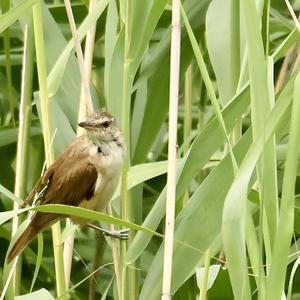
7;111;126;263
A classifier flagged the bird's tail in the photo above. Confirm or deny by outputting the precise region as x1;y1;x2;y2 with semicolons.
7;225;36;263
7;213;59;263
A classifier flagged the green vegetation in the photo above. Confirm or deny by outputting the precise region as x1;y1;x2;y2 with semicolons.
1;0;300;299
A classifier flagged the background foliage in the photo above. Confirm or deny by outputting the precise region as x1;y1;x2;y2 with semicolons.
1;0;300;299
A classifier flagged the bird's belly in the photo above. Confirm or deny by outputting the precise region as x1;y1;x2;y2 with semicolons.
71;176;118;225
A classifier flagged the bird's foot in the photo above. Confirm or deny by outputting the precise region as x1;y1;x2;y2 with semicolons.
103;228;130;240
87;224;130;240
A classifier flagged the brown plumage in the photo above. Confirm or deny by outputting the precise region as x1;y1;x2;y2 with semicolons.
7;112;126;263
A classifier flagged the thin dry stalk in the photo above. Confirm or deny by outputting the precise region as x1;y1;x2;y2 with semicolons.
78;0;97;124
63;0;123;292
161;0;181;299
0;259;18;300
63;0;96;286
106;203;122;298
63;0;94;114
275;44;300;93
275;7;300;94
63;232;74;288
284;0;300;32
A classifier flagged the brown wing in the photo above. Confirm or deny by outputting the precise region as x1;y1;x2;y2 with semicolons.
22;169;53;207
24;135;98;207
7;136;98;263
44;157;97;206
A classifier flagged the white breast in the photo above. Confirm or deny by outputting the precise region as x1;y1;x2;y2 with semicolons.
80;139;124;213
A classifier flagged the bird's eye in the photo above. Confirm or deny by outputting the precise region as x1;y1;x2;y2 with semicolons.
102;121;110;128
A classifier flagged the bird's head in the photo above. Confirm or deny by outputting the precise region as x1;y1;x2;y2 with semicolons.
78;111;123;144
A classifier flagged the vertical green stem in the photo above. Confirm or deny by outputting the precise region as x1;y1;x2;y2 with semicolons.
183;64;192;154
199;249;211;300
162;0;181;298
119;0;132;298
262;0;270;55
32;1;66;298
179;64;192;210
242;2;277;299
120;159;129;300
230;0;240;97
230;0;241;143
11;20;34;295
1;0;15;125
107;204;122;299
245;209;266;298
32;3;53;164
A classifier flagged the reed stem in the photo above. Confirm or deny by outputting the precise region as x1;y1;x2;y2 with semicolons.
32;1;66;297
162;0;181;298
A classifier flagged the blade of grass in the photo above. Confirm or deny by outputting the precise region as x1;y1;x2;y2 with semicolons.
30;233;43;292
134;0;210;91
272;28;300;62
180;3;238;173
266;72;300;300
287;256;300;300
0;208;29;226
15;288;54;300
0;127;40;147
139;129;252;299
222;71;295;300
0;0;37;34
33;204;163;238
205;0;243;146
206;0;241;105
0;184;23;205
132;35;195;164
1;0;15;126
242;2;278;299
127;86;251;263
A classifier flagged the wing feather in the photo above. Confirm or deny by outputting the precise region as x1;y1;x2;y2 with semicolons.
23;136;98;207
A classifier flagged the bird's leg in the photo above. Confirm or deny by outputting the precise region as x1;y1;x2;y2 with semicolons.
87;223;130;240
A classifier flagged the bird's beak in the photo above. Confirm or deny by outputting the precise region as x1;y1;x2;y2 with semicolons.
78;120;96;129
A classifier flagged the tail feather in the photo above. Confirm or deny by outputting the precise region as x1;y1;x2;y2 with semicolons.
7;225;36;263
7;213;59;263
